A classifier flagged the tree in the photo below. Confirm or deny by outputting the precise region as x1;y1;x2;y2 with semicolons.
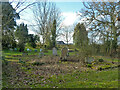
79;1;120;55
2;1;36;28
1;2;20;49
15;23;28;52
28;34;40;48
51;19;57;48
1;1;35;49
73;23;88;47
32;1;62;46
61;26;73;45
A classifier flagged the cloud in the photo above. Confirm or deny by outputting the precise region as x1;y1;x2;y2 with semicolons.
61;12;80;26
16;11;81;43
16;19;29;25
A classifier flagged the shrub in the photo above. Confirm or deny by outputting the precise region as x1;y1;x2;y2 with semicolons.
98;65;111;71
87;64;92;68
99;59;104;62
98;67;103;71
78;45;92;63
74;48;79;52
32;62;45;66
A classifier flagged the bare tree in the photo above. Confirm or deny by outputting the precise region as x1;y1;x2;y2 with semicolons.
61;26;73;45
79;1;120;54
31;1;62;45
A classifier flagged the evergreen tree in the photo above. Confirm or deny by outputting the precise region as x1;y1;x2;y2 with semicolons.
51;19;57;48
28;34;39;48
1;2;19;49
15;23;28;52
73;23;88;47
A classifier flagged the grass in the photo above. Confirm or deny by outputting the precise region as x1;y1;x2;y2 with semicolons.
94;56;119;62
2;49;119;88
44;68;118;88
3;64;118;88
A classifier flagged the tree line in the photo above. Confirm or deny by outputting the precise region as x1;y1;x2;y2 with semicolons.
73;1;120;57
1;1;120;57
1;1;60;51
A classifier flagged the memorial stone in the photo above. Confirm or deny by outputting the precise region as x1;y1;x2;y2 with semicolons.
61;47;69;60
53;47;57;56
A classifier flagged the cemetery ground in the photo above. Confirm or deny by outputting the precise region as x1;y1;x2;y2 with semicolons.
2;47;119;88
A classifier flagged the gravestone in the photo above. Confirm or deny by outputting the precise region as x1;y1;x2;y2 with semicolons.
8;45;10;48
53;47;57;56
30;49;32;52
39;52;44;58
9;48;13;51
39;48;44;58
85;57;94;64
61;47;69;60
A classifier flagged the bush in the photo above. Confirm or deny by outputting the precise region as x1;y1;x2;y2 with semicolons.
32;62;45;66
18;42;25;52
98;65;111;71
74;48;79;52
78;45;92;63
87;64;92;68
99;59;104;62
98;67;103;71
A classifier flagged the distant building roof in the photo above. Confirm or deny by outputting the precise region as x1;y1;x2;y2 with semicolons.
68;43;73;45
56;41;65;45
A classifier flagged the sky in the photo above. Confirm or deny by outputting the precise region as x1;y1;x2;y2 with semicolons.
15;2;84;43
56;2;83;26
11;1;120;44
56;2;84;12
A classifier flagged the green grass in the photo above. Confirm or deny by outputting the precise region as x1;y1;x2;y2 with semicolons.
95;56;119;62
44;68;118;88
3;67;117;88
3;49;77;57
3;50;22;56
2;49;119;88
